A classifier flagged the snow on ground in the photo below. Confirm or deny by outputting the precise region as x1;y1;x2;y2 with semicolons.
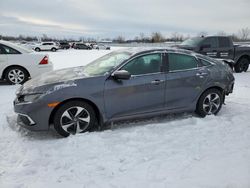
0;49;250;188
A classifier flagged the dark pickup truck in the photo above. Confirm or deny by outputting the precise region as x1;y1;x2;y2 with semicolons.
177;36;250;72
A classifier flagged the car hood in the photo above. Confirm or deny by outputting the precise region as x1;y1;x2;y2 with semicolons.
21;67;89;92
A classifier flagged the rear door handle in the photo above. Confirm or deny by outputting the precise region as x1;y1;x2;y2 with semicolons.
151;80;164;85
196;72;208;78
196;72;208;76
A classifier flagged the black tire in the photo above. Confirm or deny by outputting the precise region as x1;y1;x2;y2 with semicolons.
51;48;57;52
234;58;249;73
35;48;40;52
53;100;97;137
5;66;29;85
196;89;223;117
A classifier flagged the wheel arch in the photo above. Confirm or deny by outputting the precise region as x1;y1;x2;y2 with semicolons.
235;54;250;64
49;97;103;128
196;86;224;107
1;65;30;79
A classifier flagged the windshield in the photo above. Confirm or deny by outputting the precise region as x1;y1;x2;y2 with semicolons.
181;37;204;47
83;51;131;76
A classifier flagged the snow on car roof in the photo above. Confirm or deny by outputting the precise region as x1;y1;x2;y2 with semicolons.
0;40;33;53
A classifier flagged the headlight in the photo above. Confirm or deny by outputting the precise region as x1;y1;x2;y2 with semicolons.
23;93;42;103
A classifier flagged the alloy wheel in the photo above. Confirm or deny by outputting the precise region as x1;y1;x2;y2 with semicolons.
202;93;221;115
8;69;25;84
60;106;90;134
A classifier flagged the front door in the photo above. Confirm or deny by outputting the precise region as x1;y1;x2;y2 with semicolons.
199;37;219;58
104;53;166;119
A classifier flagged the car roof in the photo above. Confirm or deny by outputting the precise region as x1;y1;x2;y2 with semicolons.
118;47;197;56
0;40;33;53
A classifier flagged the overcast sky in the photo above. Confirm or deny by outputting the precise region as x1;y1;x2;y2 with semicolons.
0;0;249;39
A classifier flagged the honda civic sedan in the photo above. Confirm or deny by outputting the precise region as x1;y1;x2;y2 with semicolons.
14;48;234;137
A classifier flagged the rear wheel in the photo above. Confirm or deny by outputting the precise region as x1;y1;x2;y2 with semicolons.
5;66;29;85
53;101;97;137
196;89;223;117
234;58;249;73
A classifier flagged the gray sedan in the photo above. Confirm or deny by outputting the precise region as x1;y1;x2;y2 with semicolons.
14;48;234;137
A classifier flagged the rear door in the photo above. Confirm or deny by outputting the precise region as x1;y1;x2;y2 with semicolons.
199;37;219;58
165;53;209;109
104;52;166;119
217;37;234;60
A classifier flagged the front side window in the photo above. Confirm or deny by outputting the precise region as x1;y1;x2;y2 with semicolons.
168;53;198;72
121;53;162;75
0;44;20;54
83;51;131;76
200;37;218;48
218;37;230;48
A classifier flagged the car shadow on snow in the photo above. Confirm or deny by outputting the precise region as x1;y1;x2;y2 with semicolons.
103;112;196;131
6;112;197;140
0;80;10;85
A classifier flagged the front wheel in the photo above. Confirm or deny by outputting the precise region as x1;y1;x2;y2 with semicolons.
51;48;57;52
53;101;97;137
35;48;40;52
234;58;249;73
196;89;223;117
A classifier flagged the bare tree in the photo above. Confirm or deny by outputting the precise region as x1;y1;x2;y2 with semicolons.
197;31;208;37
217;31;227;36
114;35;125;43
171;32;184;42
139;32;146;42
238;27;250;41
151;32;164;43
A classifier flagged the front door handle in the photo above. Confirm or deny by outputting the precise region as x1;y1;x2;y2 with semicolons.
151;80;164;85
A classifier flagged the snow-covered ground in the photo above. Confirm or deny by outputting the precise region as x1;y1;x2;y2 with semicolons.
0;49;250;188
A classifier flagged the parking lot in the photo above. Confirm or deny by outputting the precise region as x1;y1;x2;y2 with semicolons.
0;49;250;187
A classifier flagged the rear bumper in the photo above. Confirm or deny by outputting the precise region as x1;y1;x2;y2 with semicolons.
225;81;234;95
29;64;53;78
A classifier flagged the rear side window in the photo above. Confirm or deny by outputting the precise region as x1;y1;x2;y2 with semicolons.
218;37;231;48
201;37;218;48
0;44;21;54
168;53;198;72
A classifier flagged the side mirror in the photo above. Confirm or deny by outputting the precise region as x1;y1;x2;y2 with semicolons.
200;44;211;51
112;70;131;80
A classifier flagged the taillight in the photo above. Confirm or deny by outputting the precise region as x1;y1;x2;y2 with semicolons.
39;56;48;65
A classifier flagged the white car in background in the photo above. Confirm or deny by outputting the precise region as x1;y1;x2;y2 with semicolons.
93;43;111;50
33;42;59;52
0;40;53;84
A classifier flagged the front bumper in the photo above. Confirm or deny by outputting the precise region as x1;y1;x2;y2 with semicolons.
14;98;53;131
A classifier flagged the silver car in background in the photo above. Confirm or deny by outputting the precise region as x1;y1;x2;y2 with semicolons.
14;48;234;137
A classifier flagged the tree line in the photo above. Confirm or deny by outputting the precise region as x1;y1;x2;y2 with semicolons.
1;28;250;43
